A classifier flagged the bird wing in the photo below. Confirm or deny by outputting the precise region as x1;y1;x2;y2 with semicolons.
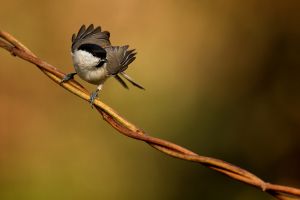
105;46;144;89
71;24;111;52
105;45;136;75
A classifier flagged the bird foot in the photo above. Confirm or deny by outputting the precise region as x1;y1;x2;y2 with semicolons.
89;90;99;108
60;72;77;85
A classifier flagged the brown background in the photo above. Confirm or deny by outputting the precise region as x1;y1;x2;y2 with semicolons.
0;0;299;199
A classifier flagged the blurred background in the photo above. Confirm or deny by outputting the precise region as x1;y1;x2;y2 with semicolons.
0;0;299;199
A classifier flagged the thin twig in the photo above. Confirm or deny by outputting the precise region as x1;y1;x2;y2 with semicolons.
0;30;300;200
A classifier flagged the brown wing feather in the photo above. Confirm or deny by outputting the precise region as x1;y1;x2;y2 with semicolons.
71;24;111;52
105;46;137;75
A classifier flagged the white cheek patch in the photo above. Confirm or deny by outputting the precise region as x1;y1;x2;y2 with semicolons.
72;50;100;68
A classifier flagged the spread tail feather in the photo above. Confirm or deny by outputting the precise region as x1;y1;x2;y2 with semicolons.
120;72;145;90
114;74;129;89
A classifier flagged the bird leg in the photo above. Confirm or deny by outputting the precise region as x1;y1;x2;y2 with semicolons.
89;84;103;107
60;72;77;85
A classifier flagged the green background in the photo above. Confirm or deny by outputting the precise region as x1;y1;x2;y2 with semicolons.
0;0;299;199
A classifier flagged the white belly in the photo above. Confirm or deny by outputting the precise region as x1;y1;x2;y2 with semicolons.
72;50;100;69
77;66;108;85
72;50;108;85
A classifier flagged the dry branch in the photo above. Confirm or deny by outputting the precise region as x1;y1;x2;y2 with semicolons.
0;30;300;200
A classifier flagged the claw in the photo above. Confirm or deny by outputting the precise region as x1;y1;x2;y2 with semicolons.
89;89;99;108
60;72;77;85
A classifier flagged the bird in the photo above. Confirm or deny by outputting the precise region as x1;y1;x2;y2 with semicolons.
60;24;144;106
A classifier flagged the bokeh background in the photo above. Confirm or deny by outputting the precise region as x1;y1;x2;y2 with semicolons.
0;0;299;199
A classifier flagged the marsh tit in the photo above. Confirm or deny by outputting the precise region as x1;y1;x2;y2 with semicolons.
60;24;144;105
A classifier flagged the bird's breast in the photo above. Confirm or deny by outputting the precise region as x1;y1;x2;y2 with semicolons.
72;50;100;69
72;50;108;85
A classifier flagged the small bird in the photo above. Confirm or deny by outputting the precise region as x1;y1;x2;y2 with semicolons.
60;24;144;106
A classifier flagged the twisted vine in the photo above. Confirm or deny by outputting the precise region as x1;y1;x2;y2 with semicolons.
0;30;299;200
